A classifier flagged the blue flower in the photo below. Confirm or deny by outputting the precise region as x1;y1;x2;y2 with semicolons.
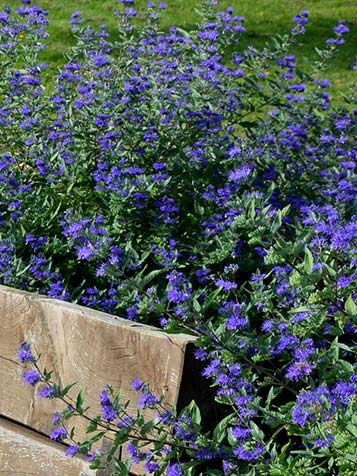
215;279;237;291
50;427;67;442
22;369;41;386
37;386;55;399
52;412;62;425
65;445;79;457
334;21;349;35
17;342;36;363
132;378;143;391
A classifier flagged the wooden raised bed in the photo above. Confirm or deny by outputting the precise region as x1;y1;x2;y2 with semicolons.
0;285;213;475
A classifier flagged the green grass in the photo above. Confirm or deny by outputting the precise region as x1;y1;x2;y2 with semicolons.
1;0;356;91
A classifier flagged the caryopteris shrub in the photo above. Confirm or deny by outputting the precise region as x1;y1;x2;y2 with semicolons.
6;0;357;474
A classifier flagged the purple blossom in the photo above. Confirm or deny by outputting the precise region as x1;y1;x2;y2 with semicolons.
315;436;334;448
233;441;265;461
232;426;252;440
215;279;237;291
228;165;253;182
52;412;62;425
139;391;159;408
100;388;112;406
93;55;111;68
286;360;316;381
65;445;79;457
117;416;134;428
127;442;145;463
293;10;308;26
102;405;117;421
50;427;67;442
337;274;356;288
332;381;357;404
196;268;211;284
37;386;55;399
145;460;160;473
194;348;208;361
17;342;36;363
157;410;174;424
227;314;248;331
261;320;274;333
202;358;221;378
292;386;331;427
167;463;183;476
22;369;41;386
334;21;349;35
87;450;101;461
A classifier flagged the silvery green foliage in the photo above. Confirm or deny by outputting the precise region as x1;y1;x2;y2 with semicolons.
8;0;357;474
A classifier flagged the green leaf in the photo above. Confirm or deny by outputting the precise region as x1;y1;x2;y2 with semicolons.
335;343;356;354
303;248;314;274
182;461;201;475
288;306;311;314
114;427;131;445
113;389;123;411
248;199;256;220
250;421;264;440
89;459;101;470
278;440;291;463
202;287;222;312
86;431;106;446
345;295;357;316
324;263;337;277
60;382;76;398
271;205;290;234
266;386;281;407
227;427;237;446
85;416;100;433
338;359;355;373
140;420;156;437
192;299;201;313
183;400;201;425
114;459;130;476
42;368;53;382
76;387;86;414
48;200;62;224
138;269;164;290
213;413;235;443
345;423;357;440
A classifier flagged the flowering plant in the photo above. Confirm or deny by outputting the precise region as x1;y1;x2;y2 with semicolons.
4;0;357;474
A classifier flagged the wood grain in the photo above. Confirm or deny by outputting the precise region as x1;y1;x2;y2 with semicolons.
0;416;95;476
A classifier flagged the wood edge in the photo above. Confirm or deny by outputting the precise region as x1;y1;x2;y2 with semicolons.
0;415;94;471
0;284;196;345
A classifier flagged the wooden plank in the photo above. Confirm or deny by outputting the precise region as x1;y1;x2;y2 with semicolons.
0;285;198;473
97;342;217;476
0;416;95;476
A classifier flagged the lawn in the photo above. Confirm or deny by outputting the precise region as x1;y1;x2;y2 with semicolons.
1;0;356;91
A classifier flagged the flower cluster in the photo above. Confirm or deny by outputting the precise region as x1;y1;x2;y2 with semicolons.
8;0;357;474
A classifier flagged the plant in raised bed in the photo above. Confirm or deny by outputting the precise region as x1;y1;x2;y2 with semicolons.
3;0;357;474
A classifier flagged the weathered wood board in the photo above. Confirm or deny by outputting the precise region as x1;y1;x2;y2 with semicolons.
0;416;95;476
0;285;211;474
